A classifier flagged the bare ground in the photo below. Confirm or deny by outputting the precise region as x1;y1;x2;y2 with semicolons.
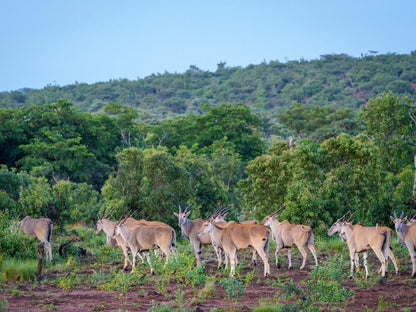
2;250;416;312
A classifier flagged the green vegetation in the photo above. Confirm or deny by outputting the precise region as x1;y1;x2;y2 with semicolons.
2;258;38;281
1;52;416;310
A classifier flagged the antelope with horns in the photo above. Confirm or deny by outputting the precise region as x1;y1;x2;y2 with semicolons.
198;214;271;277
210;207;259;268
339;222;388;278
174;204;217;266
18;216;53;261
261;205;318;270
328;212;398;274
94;204;133;269
113;211;176;273
390;210;416;277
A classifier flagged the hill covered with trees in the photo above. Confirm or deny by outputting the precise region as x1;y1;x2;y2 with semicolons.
1;52;416;123
1;52;416;236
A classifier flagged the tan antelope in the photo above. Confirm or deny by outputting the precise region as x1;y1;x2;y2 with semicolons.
198;216;271;277
210;207;259;268
174;204;217;266
339;222;388;278
113;211;176;273
261;205;318;270
390;210;416;277
328;212;398;274
18;216;53;261
95;206;175;268
94;205;133;269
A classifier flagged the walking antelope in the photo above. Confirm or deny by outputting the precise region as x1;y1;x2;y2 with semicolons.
261;205;318;270
390;210;416;277
18;216;53;261
328;212;398;274
198;215;271;277
174;204;216;266
339;222;388;278
210;207;259;268
113;212;176;273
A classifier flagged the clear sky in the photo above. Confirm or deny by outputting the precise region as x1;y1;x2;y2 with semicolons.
1;0;415;92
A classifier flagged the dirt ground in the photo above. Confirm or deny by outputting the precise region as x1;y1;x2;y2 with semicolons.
2;250;416;312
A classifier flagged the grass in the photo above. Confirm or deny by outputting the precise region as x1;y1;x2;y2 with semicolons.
2;258;38;281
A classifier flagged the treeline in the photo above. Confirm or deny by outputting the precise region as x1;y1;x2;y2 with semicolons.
1;94;415;235
1;52;416;126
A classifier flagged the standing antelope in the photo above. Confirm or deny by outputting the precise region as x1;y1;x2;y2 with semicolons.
328;212;398;274
198;218;271;277
261;206;318;270
95;205;133;269
390;210;416;277
174;205;216;266
339;222;388;278
211;207;259;267
113;213;175;273
18;216;53;261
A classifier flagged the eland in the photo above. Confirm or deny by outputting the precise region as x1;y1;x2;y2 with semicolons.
339;222;388;278
328;212;398;275
390;210;416;277
18;216;53;261
198;216;270;277
113;212;176;273
261;205;318;270
174;204;216;266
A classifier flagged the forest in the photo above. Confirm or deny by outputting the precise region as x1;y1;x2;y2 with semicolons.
1;52;416;234
1;52;416;311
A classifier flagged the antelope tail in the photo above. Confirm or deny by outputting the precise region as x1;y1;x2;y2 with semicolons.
47;222;53;243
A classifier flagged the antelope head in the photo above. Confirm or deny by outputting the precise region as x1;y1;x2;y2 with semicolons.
95;204;116;234
390;210;407;244
261;204;286;226
173;204;192;226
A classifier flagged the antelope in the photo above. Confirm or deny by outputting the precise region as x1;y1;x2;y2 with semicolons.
339;222;388;278
174;204;217;266
211;207;259;268
95;205;133;269
18;216;53;261
198;216;271;277
390;210;416;277
95;206;175;268
328;212;398;274
113;212;176;273
261;205;318;270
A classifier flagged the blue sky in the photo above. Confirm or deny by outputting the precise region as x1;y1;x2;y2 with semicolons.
1;0;415;92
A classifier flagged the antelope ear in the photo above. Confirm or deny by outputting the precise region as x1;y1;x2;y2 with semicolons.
403;216;408;221
185;211;191;217
173;212;179;217
390;216;395;221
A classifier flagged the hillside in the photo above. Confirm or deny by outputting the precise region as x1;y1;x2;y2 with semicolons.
1;52;415;123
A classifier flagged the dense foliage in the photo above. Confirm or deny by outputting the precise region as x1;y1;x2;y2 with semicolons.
1;52;416;236
1;53;415;126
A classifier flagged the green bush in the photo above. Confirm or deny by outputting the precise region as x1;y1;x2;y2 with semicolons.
0;215;38;259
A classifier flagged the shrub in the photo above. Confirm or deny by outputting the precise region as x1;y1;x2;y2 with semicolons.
0;213;38;259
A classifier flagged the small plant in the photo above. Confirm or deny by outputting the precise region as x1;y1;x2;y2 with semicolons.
0;298;7;312
365;296;389;312
155;278;167;295
219;277;244;299
244;268;256;287
199;277;216;298
57;272;78;293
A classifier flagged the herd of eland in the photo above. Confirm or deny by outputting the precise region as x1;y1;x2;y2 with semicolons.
14;205;416;279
